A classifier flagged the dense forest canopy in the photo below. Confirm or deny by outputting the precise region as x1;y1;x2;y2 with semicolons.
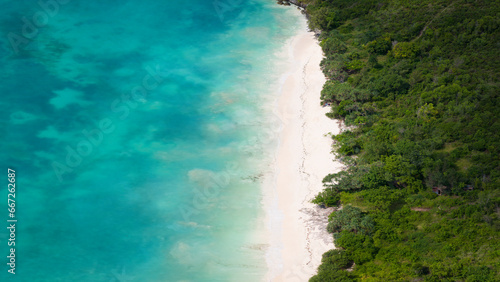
286;0;500;281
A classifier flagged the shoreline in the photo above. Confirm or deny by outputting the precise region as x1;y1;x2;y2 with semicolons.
264;15;343;282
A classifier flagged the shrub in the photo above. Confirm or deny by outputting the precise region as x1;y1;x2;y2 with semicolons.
365;36;392;55
322;249;353;269
321;37;348;55
393;42;418;58
327;205;375;234
345;59;365;72
312;189;340;207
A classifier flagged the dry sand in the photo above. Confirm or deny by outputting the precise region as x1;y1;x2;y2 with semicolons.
264;25;344;281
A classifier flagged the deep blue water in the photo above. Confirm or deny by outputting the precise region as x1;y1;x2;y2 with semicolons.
0;0;302;281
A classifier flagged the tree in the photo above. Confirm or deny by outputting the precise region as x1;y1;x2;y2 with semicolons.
327;205;375;234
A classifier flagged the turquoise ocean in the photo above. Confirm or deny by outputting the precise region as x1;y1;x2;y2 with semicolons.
0;1;303;281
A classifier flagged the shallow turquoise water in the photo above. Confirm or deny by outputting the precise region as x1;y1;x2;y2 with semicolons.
0;1;302;281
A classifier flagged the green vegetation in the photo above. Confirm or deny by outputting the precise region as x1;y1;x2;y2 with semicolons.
294;0;500;280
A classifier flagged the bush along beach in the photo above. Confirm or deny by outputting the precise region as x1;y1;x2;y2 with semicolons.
284;0;500;281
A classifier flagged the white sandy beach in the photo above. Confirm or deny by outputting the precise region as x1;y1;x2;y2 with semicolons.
264;23;344;281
